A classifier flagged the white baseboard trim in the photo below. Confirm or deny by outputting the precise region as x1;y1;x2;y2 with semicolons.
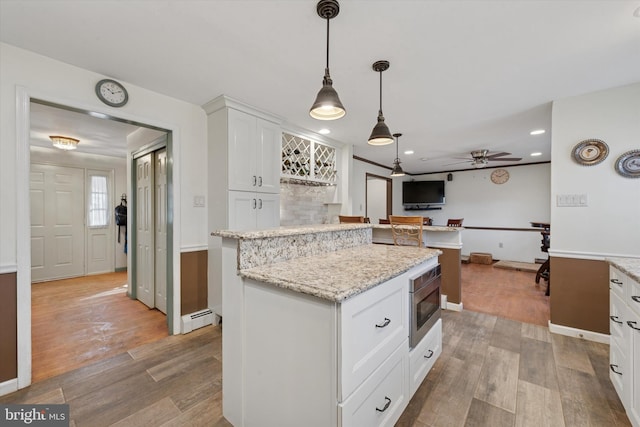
0;378;18;397
446;301;463;312
548;321;610;344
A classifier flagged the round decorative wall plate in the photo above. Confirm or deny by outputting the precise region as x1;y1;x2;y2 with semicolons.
615;149;640;178
572;139;609;166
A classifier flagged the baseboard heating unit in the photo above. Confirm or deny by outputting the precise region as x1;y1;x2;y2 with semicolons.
181;309;214;333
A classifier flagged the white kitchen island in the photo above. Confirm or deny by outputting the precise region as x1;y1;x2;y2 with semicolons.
211;224;442;427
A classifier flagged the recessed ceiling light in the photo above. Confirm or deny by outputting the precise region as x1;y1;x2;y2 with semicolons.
531;152;542;157
404;150;414;155
530;129;545;135
318;128;331;135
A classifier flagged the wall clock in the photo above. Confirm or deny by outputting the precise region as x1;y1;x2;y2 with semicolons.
490;168;509;184
95;79;129;107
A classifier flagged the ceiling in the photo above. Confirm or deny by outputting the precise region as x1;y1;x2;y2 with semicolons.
2;1;639;173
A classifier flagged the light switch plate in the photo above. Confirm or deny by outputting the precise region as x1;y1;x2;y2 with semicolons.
556;193;588;207
193;195;205;207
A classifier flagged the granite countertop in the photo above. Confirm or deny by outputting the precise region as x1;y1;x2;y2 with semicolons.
211;223;371;240
607;257;640;283
240;244;442;302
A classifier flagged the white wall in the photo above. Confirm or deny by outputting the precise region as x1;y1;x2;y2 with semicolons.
352;160;551;262
0;42;208;389
551;82;640;258
366;176;387;222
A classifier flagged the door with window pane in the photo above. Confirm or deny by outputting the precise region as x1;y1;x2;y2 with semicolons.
87;169;114;275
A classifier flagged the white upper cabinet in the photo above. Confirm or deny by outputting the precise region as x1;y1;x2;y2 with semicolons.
228;108;280;194
281;132;338;185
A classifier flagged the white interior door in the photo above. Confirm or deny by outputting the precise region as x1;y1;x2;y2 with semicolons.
86;169;114;275
367;175;390;223
154;149;168;314
136;153;155;308
30;163;85;282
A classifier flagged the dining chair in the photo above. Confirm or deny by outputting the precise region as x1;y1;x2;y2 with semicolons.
389;215;424;247
447;218;464;227
339;215;365;223
379;218;390;224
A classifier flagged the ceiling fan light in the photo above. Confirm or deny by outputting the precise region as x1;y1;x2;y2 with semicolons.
309;71;346;120
368;114;394;145
50;135;79;150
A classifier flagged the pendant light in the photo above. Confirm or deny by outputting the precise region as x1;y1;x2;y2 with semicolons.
390;133;405;177
368;60;394;146
309;0;346;121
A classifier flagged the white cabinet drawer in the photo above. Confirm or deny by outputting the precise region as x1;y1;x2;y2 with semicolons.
409;318;442;396
610;267;626;298
611;291;630;352
610;340;628;409
339;275;408;400
339;342;409;427
627;276;640;318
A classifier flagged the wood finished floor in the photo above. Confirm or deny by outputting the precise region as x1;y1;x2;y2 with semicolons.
2;310;629;426
31;271;168;382
4;265;625;425
462;262;550;327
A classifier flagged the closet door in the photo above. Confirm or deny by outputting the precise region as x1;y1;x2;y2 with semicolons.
154;149;168;314
136;153;155;308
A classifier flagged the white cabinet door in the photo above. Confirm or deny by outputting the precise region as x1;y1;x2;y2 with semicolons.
255;118;281;193
227;108;257;192
228;191;257;231
629;310;640;427
227;109;281;194
256;193;280;229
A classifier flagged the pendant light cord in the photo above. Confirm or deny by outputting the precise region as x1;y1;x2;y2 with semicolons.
379;71;383;114
325;17;330;71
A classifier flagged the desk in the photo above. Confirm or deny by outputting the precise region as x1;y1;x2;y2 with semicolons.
530;221;550;295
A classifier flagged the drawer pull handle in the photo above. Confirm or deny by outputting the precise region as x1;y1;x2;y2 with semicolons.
610;316;623;324
628;321;640;331
375;318;391;328
376;397;391;412
424;350;434;359
610;364;622;375
610;279;623;285
632;296;640;303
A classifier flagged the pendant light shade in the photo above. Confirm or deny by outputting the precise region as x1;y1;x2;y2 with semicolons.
368;60;394;146
390;133;405;177
310;0;345;121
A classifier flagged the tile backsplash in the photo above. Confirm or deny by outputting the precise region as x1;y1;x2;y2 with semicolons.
280;181;338;225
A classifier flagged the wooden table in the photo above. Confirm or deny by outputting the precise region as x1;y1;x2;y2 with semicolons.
531;221;550;295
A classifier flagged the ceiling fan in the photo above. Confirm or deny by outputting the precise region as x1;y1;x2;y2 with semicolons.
446;149;522;168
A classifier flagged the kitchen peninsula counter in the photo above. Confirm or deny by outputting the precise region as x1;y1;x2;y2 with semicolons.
241;243;441;302
211;223;444;426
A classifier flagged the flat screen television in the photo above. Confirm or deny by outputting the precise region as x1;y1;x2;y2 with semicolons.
402;180;445;206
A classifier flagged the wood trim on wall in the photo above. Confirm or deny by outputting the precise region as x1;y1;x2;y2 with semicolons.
550;256;609;335
180;250;208;315
0;272;17;382
437;248;461;304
